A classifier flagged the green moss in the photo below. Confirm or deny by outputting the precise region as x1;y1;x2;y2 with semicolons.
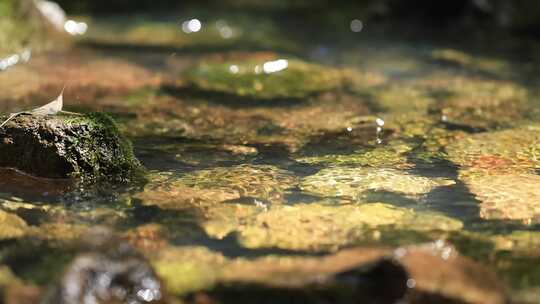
183;59;345;100
64;113;144;181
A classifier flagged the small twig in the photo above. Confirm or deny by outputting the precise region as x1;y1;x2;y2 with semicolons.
0;112;26;129
60;110;83;116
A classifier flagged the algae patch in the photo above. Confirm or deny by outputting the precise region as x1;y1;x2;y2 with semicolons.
182;58;346;100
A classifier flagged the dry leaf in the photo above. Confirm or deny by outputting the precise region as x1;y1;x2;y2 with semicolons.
29;89;63;115
0;88;67;129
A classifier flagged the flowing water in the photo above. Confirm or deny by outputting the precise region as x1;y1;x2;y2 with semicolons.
1;5;540;304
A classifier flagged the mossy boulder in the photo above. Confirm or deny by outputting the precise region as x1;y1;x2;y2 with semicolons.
182;58;346;100
0;113;143;181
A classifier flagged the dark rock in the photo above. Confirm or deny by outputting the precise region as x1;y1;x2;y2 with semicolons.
0;113;143;181
41;227;165;304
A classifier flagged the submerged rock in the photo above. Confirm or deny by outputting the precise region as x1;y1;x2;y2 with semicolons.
178;164;297;204
428;78;527;130
237;203;462;251
42;227;165;304
446;127;540;174
301;167;454;200
182;58;346;100
169;243;506;304
461;172;540;222
446;126;540;222
0;210;28;240
0;113;143;181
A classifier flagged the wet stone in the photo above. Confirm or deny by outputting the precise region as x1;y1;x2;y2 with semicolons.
0;113;143;181
42;227;165;304
181;58;347;100
300;167;454;200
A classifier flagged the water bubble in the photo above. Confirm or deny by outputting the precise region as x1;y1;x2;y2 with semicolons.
6;55;19;66
254;199;269;212
64;20;88;35
254;65;262;74
0;49;31;72
219;26;233;39
229;65;239;74
182;18;202;33
263;59;288;74
216;20;233;39
375;117;385;144
350;19;364;32
346;127;353;132
406;278;416;288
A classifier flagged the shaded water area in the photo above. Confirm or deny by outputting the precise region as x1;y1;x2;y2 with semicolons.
2;1;540;303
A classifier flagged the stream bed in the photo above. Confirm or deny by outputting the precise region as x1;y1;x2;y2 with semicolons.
1;3;540;303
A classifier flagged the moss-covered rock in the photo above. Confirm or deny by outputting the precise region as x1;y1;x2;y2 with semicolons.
0;113;143;181
182;58;346;100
